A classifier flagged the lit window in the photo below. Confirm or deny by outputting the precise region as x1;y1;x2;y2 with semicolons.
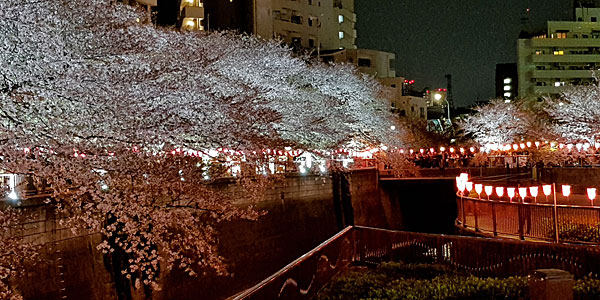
339;31;344;39
553;50;564;55
535;50;542;55
504;92;511;98
554;81;565;87
504;85;511;91
504;78;512;84
556;32;567;39
338;15;344;23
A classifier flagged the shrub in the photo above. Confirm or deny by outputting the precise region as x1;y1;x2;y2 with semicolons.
558;223;600;243
574;277;600;300
316;263;528;300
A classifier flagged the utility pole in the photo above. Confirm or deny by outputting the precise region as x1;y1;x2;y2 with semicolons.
445;74;454;111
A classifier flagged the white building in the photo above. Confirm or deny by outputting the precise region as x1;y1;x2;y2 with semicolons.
136;0;356;51
518;7;600;97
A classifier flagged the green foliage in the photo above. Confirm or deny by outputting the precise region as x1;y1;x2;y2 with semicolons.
316;262;528;300
317;262;600;300
574;277;600;300
548;222;600;243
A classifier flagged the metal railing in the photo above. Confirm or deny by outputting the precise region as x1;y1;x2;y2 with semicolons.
232;226;600;300
457;194;600;243
230;226;354;300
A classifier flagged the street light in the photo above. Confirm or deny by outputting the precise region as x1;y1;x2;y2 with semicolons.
433;92;451;122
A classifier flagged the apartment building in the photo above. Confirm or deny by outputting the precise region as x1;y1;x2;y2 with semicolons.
378;78;427;120
517;7;600;97
320;48;395;78
140;0;355;50
495;63;518;101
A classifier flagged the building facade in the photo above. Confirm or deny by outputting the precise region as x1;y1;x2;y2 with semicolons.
320;48;395;78
255;0;356;50
139;0;355;50
495;63;518;101
378;77;427;120
517;8;600;98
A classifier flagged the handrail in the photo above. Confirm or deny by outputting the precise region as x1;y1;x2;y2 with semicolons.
457;192;600;243
230;226;354;300
233;226;600;299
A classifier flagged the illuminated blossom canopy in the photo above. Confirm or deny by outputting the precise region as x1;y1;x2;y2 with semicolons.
0;0;404;295
459;99;545;145
547;82;600;143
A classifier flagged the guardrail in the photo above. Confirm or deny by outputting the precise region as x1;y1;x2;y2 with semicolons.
457;194;600;243
232;226;600;300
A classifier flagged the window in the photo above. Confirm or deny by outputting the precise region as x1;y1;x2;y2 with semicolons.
357;58;371;67
338;15;344;23
308;0;313;4
504;85;511;91
338;31;344;39
556;32;567;39
291;15;302;24
389;59;395;69
308;17;314;26
535;50;542;55
504;92;511;98
554;81;565;87
420;107;425;118
399;110;406;117
391;84;396;88
593;17;598;22
553;50;564;55
308;39;315;47
504;78;512;84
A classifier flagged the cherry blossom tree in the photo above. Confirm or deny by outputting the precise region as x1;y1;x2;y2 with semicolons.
547;82;600;144
0;0;404;296
459;99;547;145
0;208;38;300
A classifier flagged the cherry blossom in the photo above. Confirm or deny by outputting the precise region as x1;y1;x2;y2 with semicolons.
0;0;404;294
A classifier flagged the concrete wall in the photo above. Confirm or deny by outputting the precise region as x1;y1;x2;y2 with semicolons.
13;168;464;299
14;173;340;300
158;173;338;300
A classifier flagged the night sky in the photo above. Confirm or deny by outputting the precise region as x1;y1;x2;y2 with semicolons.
356;0;573;107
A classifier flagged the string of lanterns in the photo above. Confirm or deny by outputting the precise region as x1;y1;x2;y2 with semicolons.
455;173;597;206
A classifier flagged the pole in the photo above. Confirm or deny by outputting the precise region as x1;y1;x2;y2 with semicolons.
461;193;466;228
445;100;451;121
553;183;559;243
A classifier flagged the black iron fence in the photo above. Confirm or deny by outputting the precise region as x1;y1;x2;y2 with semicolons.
232;226;600;300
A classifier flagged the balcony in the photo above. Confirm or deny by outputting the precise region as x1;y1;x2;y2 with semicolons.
135;0;156;5
528;38;600;48
531;85;563;95
530;69;593;79
181;6;204;19
532;54;600;63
